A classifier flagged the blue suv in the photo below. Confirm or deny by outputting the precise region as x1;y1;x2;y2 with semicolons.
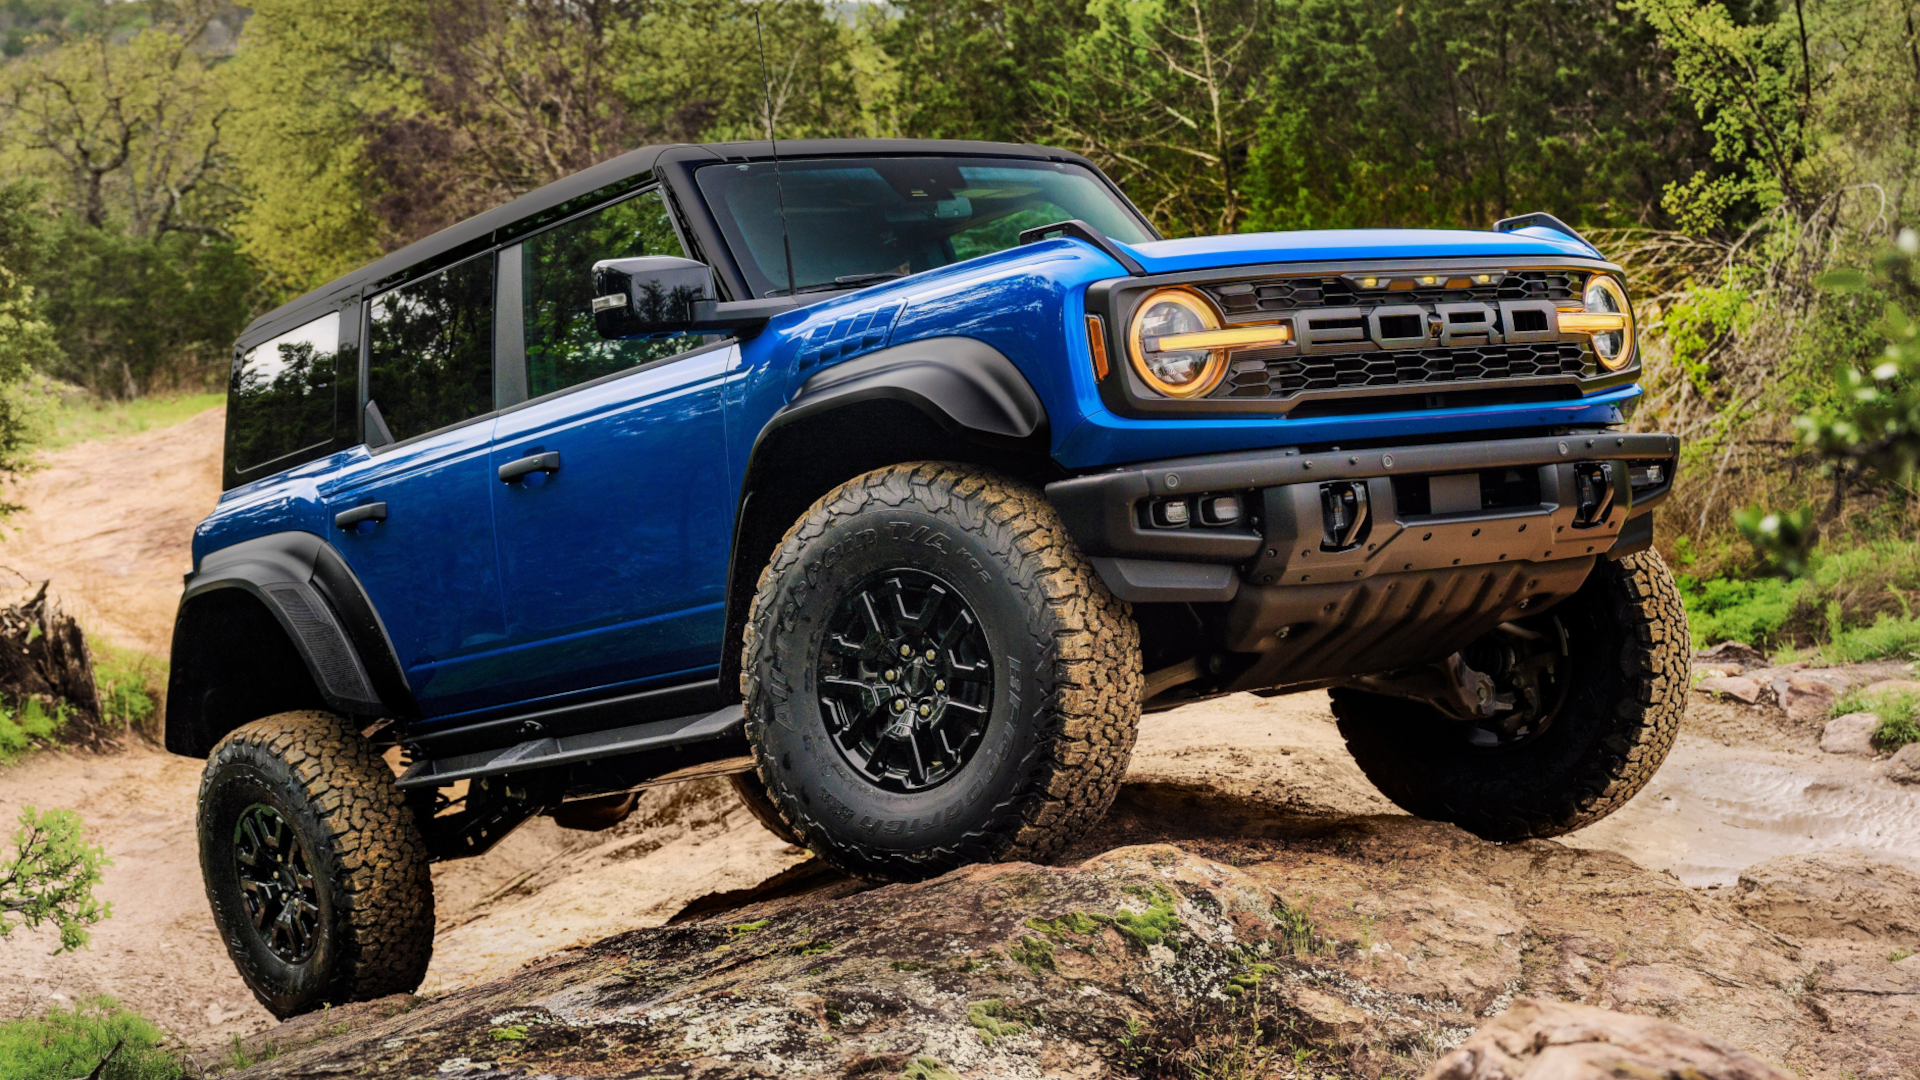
169;139;1685;1017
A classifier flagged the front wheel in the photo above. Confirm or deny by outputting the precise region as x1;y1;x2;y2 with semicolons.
198;711;435;1018
1331;549;1688;840
741;462;1142;882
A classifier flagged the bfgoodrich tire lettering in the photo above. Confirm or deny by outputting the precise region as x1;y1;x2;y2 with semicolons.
1330;550;1687;841
742;462;1141;881
198;710;434;1018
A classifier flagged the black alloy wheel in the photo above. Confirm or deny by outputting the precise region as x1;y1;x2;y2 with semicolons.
818;569;994;793
232;803;322;964
741;462;1143;882
1457;616;1572;748
1330;550;1689;841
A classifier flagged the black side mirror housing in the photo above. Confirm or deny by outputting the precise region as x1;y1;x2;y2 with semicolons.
592;256;805;340
592;256;715;337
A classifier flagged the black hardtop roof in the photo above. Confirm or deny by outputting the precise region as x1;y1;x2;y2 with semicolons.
239;138;1096;348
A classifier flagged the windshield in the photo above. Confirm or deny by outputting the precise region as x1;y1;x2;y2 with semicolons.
694;157;1153;298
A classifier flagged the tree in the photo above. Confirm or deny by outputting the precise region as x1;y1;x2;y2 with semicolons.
0;1;256;396
1038;0;1268;236
1240;0;1716;233
0;181;54;496
0;805;110;954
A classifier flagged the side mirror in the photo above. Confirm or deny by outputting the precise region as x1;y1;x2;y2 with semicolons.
592;256;715;338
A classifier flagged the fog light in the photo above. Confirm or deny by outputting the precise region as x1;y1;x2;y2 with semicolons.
1151;499;1192;528
1200;495;1243;525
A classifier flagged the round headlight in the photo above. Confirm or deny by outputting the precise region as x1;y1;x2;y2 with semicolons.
1128;289;1228;398
1583;274;1635;370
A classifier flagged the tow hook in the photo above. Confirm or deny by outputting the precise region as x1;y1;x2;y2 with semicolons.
1573;462;1616;528
1320;481;1370;550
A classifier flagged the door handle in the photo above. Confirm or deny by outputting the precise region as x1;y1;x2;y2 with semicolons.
334;502;388;531
498;451;562;484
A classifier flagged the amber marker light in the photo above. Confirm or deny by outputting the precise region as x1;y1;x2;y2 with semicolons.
1085;314;1110;379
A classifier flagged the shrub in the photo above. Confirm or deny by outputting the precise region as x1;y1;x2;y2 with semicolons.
0;996;181;1080
0;805;110;952
0;698;64;762
91;643;164;741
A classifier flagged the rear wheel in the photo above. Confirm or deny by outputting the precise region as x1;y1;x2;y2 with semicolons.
198;711;434;1018
741;462;1141;881
1331;550;1687;840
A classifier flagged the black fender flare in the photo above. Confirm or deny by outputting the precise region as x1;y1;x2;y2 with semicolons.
167;531;415;756
771;335;1047;444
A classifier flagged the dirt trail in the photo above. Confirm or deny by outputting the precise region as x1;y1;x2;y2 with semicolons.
0;407;1915;1055
0;407;226;655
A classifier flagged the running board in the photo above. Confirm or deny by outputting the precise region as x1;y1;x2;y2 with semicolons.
395;705;744;789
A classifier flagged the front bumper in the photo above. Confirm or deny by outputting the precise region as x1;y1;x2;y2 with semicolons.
1045;430;1679;695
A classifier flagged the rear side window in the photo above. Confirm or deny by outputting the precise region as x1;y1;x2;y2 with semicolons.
522;189;698;399
367;255;495;442
227;311;340;477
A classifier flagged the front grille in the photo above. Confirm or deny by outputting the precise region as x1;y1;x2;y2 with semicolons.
1221;341;1590;398
1189;269;1598;405
1204;270;1584;316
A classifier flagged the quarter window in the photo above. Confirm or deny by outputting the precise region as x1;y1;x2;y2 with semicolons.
522;189;700;399
227;311;340;476
367;256;495;443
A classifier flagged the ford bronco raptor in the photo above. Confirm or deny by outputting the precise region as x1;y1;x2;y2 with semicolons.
170;138;1684;1017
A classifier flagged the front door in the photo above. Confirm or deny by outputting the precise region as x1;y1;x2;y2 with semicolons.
324;252;509;718
484;190;736;708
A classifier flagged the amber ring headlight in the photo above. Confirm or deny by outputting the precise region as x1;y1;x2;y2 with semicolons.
1128;289;1231;398
1558;274;1635;371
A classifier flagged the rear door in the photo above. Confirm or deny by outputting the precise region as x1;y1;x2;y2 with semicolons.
323;253;510;718
483;189;736;708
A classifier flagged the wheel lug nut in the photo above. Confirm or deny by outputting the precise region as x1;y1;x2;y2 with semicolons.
918;704;931;716
900;644;912;656
925;649;936;661
935;679;946;692
892;699;906;712
884;669;897;681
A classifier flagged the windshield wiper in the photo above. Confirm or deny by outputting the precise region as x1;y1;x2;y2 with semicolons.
784;272;905;296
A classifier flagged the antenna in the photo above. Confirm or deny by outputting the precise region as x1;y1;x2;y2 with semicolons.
754;8;797;297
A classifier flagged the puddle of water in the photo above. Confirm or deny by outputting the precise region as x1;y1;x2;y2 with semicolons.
1566;733;1920;886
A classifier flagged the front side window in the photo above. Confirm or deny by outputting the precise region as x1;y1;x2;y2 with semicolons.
366;256;495;443
227;311;340;476
695;157;1154;298
522;189;699;399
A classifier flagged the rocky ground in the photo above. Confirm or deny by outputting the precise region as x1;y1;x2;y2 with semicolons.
221;798;1920;1080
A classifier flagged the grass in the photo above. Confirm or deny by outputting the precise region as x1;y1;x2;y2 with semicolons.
0;996;181;1080
0;697;66;763
37;391;223;452
1680;538;1920;661
1831;685;1920;750
93;642;165;741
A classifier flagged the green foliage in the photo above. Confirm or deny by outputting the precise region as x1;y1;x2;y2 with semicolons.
1272;897;1322;958
0;697;64;760
0;996;181;1080
489;1025;528;1041
901;1058;960;1080
966;999;1027;1045
1008;934;1055;975
1111;884;1181;948
1832;684;1920;749
38;391;223;451
0;805;109;953
1025;910;1104;938
1246;0;1713;232
91;642;165;740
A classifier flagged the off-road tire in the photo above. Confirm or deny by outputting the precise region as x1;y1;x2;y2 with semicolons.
198;710;434;1019
742;462;1141;881
1330;549;1687;841
728;772;803;845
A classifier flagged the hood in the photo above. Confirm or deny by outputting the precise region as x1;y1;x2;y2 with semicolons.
1117;226;1604;276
